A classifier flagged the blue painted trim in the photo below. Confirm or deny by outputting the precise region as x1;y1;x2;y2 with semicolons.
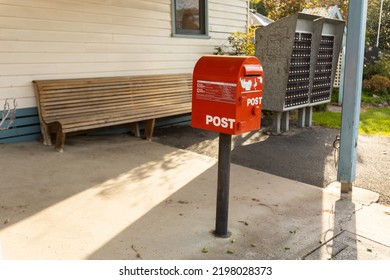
0;134;40;144
337;1;368;183
1;116;40;128
0;107;41;143
0;125;41;138
1;107;191;143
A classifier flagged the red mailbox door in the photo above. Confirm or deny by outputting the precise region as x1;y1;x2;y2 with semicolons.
192;56;263;134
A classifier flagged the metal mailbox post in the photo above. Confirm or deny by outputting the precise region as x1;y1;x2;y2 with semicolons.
192;56;264;237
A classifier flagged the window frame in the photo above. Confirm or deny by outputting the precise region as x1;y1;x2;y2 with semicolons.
172;0;209;38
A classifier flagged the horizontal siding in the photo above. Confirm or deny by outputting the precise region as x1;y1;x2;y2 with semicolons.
0;0;248;110
0;52;205;64
0;61;197;77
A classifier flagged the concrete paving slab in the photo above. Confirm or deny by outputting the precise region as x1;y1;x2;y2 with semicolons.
0;134;389;260
303;231;390;260
344;202;390;247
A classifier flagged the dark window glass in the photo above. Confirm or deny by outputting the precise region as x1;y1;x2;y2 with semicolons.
174;0;207;36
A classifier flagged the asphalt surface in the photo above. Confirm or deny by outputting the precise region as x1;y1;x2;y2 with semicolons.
153;120;390;205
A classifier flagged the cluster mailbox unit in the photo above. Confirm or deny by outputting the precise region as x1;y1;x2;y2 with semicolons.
255;13;345;133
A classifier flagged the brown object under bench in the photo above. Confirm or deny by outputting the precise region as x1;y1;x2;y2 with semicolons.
33;74;192;152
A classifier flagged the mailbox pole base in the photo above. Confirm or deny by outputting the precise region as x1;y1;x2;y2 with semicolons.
214;133;232;238
213;230;232;238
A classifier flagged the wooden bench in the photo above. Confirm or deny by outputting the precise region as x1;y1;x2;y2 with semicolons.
33;74;192;152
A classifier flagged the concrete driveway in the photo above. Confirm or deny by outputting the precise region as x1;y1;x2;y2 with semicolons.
0;134;389;259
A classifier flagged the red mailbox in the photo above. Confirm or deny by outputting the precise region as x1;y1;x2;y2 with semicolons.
191;56;263;134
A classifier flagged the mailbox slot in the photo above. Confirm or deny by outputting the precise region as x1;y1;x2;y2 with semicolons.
244;64;263;76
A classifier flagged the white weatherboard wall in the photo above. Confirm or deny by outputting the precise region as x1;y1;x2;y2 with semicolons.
0;0;248;109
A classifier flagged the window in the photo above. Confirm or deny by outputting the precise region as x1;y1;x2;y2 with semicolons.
173;0;208;37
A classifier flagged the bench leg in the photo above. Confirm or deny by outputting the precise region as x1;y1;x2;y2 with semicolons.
40;123;52;146
143;119;156;141
55;126;66;153
130;122;141;137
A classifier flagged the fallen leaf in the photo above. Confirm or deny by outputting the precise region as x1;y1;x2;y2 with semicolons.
238;220;249;226
227;249;234;254
178;200;189;204
202;247;209;253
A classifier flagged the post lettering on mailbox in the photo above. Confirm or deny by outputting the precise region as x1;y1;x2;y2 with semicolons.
205;115;236;129
246;97;262;106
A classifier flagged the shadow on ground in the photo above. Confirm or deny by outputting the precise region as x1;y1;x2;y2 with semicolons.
153;121;390;205
153;124;340;188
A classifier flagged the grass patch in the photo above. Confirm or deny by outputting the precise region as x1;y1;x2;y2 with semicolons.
312;107;390;136
359;107;390;136
312;111;341;129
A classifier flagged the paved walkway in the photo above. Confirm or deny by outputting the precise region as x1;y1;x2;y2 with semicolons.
0;135;389;259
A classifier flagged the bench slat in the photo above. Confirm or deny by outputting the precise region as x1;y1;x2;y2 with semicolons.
39;80;191;95
61;105;191;129
40;87;190;103
41;93;190;118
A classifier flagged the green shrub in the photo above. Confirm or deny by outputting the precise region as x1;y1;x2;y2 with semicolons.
363;57;390;80
216;26;257;56
363;75;390;95
331;88;339;103
376;58;390;79
228;31;254;55
313;103;328;112
361;89;390;105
